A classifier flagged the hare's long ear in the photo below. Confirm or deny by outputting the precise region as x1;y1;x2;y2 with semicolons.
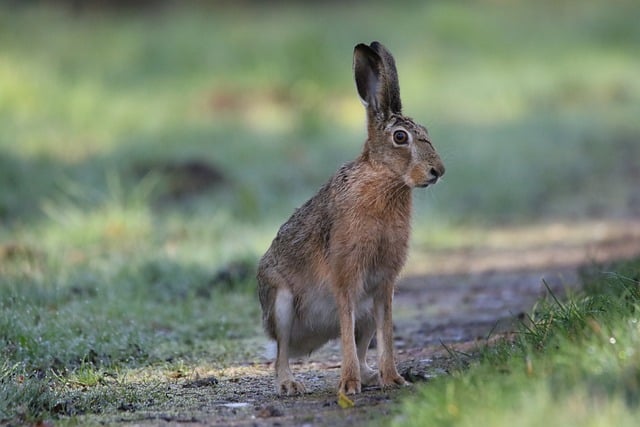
369;41;402;114
353;42;402;121
354;43;384;114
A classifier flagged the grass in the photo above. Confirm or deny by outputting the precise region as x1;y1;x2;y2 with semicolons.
1;1;639;228
0;250;259;421
0;0;639;424
395;258;640;426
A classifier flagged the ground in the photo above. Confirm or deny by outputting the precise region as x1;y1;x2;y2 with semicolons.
69;219;640;426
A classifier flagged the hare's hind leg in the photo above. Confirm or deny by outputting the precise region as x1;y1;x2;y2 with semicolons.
274;288;306;395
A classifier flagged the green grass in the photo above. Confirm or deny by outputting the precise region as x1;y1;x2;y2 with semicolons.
0;249;259;421
395;258;640;426
0;0;639;423
1;0;639;228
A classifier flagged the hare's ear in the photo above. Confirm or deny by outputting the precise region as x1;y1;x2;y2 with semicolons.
369;41;402;114
353;42;402;119
353;43;384;114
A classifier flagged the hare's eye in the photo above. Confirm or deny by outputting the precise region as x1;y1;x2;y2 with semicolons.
393;130;409;145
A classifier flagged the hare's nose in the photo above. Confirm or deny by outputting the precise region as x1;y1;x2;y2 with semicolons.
427;164;445;184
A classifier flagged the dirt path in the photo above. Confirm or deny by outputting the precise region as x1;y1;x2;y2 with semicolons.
111;219;640;427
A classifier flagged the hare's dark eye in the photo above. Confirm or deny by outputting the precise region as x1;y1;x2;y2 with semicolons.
393;130;409;145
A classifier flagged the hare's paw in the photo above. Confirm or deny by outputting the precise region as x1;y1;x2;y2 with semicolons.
361;367;380;387
277;378;306;396
380;372;409;389
338;377;361;395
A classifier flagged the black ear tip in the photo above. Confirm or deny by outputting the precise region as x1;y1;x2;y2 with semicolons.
354;43;374;55
369;41;392;57
354;43;382;66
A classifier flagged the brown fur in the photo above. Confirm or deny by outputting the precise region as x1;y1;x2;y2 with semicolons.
257;41;445;395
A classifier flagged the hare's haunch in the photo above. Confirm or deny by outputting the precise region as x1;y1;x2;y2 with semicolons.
257;41;445;396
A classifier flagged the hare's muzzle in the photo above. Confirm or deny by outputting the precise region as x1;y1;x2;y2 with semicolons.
418;163;445;188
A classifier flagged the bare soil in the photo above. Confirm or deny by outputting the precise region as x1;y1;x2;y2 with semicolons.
97;219;640;427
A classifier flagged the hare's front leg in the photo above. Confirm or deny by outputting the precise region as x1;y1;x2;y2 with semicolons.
356;315;379;387
336;288;361;394
374;284;407;388
274;289;306;395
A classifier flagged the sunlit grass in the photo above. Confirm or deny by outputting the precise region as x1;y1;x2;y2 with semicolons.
1;0;638;226
395;258;640;426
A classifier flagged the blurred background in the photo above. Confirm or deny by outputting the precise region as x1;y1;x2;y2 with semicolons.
1;0;639;263
1;0;639;420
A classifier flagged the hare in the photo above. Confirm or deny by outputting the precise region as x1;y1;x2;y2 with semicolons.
257;41;445;396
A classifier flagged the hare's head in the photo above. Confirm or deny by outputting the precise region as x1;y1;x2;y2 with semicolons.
354;42;445;188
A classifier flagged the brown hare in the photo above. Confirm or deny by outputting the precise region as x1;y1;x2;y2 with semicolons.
257;41;445;396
